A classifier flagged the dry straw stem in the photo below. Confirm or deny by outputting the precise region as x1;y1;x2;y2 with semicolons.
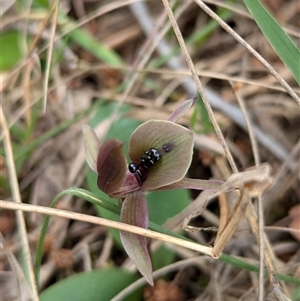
230;82;264;299
20;1;56;126
214;160;282;299
65;64;300;94
0;107;39;301
160;1;291;298
245;204;291;301
0;234;34;300
230;82;260;166
208;164;272;255
43;1;59;113
0;200;215;258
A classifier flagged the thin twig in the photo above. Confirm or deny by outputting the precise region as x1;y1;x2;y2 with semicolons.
0;107;39;301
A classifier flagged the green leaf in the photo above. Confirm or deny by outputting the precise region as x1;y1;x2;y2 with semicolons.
190;96;214;134
147;189;190;225
291;285;300;301
39;268;141;301
148;189;190;270
86;169;122;245
0;30;24;70
59;13;122;66
152;245;175;272
244;0;300;84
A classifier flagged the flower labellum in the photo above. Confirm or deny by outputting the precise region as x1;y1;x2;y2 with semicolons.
128;120;194;191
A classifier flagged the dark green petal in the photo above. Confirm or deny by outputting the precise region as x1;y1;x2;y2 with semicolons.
150;178;224;191
129;120;194;190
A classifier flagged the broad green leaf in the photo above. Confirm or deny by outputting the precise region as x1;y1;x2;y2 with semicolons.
147;189;190;225
152;245;175;272
39;268;141;301
244;0;300;83
148;189;190;270
86;169;121;245
0;31;24;70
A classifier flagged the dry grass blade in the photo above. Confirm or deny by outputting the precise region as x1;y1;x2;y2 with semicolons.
0;107;39;301
230;82;265;299
0;234;33;301
43;1;59;113
193;0;300;105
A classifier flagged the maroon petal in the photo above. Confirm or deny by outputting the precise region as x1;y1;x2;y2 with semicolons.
110;172;141;197
97;139;127;195
120;190;153;285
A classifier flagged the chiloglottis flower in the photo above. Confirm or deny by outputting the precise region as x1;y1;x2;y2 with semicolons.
83;98;224;285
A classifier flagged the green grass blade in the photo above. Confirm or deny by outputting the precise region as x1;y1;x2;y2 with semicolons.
67;27;123;66
244;0;300;84
58;13;123;66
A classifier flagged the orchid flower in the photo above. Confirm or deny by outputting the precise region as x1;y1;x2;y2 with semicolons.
83;98;222;285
